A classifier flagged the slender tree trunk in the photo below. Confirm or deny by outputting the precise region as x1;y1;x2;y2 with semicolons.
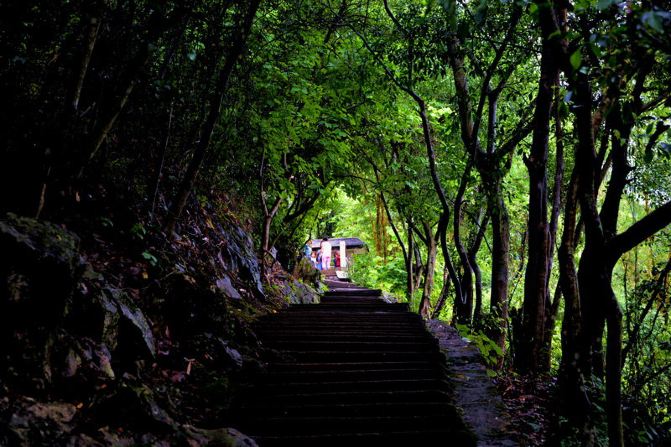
413;243;424;293
419;222;437;319
407;217;415;302
432;265;451;319
437;212;463;324
453;163;474;325
605;279;624;447
165;0;261;234
67;13;100;113
379;191;411;299
471;249;483;327
569;50;620;441
469;205;488;329
489;185;510;356
150;102;173;216
540;95;566;369
260;197;281;279
81;6;189;174
517;0;560;374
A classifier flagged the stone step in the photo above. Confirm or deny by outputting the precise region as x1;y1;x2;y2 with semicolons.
257;322;425;331
261;367;442;383
244;388;453;405
321;297;388;306
324;289;382;296
244;413;457;435
269;360;437;372
237;400;454;417
282;303;409;312
252;378;451;394
258;315;422;324
266;350;445;364
233;281;475;446
259;318;421;325
252;429;474;447
256;333;433;342
262;339;437;352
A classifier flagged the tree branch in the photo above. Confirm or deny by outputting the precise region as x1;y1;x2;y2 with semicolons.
608;201;671;261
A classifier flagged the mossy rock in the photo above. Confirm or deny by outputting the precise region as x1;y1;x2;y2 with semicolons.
0;213;85;388
0;212;84;320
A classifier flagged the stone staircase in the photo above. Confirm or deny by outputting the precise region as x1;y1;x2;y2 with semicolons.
234;283;476;446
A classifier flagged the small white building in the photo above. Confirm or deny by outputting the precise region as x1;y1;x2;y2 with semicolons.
310;237;367;274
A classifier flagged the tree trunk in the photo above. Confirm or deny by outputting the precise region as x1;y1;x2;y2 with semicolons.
437;212;463;324
150;102;173;216
471;249;483;327
489;186;510;357
407;217;415;302
469;205;487;328
453;163;474;326
605;281;624;447
413;243;424;293
260;197;281;279
165;0;261;234
469;205;489;329
540;94;566;369
517;2;560;374
419;222;437;319
432;265;451;319
67;13;100;113
81;6;189;174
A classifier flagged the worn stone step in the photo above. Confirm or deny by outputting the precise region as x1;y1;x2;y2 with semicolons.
258;316;422;325
257;333;432;342
284;303;407;312
244;413;458;435
253;378;450;395
254;317;426;332
273;350;442;363
261;367;442;383
257;326;426;335
263;340;436;352
269;360;437;372
257;323;425;332
237;400;454;417
234;281;475;446
320;297;385;304
257;328;428;335
251;429;474;447
245;388;453;405
324;289;382;296
281;310;404;316
262;310;419;318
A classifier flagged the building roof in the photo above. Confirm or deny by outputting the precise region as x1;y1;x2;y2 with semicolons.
310;237;367;250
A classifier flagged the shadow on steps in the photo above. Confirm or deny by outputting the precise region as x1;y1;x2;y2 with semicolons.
231;280;477;446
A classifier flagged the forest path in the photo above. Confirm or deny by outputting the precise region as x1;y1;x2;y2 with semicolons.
234;280;476;446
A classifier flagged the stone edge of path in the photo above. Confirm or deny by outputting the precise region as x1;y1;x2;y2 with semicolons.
426;319;517;447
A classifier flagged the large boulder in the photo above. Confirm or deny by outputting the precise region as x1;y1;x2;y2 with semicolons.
283;279;320;305
1;397;78;447
292;256;320;286
186;426;258;447
0;213;84;386
0;213;156;390
217;221;263;298
64;286;156;380
93;381;177;433
99;287;156;358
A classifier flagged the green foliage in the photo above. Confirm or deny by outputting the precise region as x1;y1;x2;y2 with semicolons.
130;223;147;241
349;252;408;299
142;251;159;267
455;324;503;370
